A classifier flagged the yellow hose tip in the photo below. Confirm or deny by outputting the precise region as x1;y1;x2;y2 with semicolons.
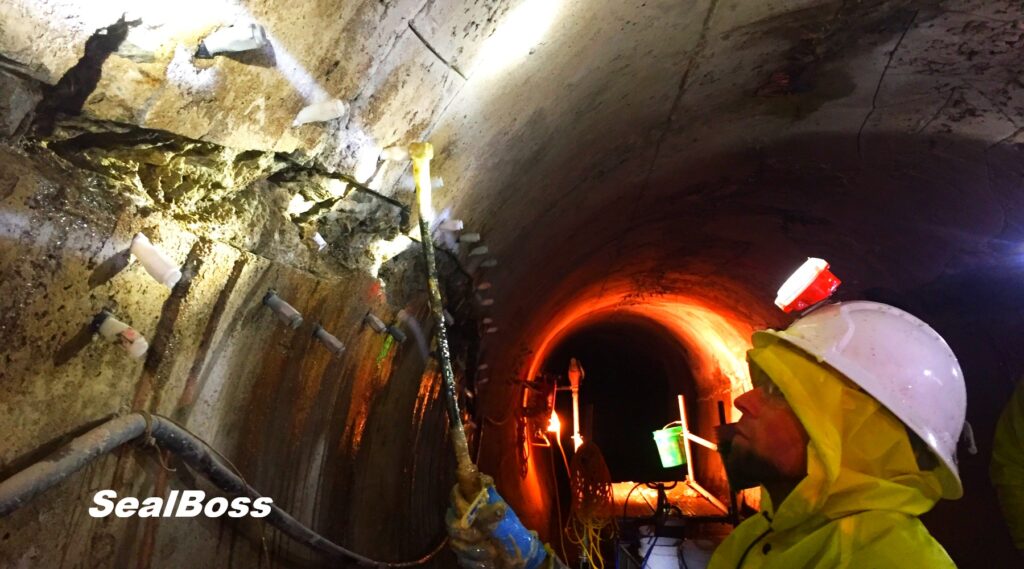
409;142;434;161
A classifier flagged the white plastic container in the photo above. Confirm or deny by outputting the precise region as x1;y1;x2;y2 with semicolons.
197;24;269;58
405;175;446;192
292;99;348;126
637;524;685;569
95;311;149;359
380;145;410;161
130;233;182;288
637;536;683;569
312;232;328;251
439;218;464;232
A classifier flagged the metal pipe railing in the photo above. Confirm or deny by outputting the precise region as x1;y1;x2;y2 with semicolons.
675;395;729;516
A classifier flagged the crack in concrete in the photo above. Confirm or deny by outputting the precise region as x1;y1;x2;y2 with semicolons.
857;9;918;160
915;87;957;134
595;0;720;301
348;1;431;105
649;0;720;170
0;54;46;84
407;21;467;81
985;125;1024;151
32;15;138;136
172;254;249;422
971;84;1021;130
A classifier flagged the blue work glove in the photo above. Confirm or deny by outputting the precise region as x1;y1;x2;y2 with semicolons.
446;474;551;569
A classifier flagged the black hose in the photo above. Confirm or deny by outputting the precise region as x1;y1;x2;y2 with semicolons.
409;145;478;498
0;413;446;568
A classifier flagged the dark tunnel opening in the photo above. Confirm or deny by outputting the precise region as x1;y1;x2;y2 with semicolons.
542;316;699;483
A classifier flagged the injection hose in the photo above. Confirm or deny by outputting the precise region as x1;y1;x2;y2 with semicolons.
0;413;446;567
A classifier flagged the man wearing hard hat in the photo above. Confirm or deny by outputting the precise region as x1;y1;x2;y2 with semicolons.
444;301;966;568
709;301;966;568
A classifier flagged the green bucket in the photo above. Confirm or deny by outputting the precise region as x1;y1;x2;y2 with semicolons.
652;426;686;468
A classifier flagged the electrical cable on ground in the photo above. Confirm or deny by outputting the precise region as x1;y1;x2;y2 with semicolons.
622;482;656;520
548;442;569;563
568;443;614;569
0;412;447;568
554;430;571;485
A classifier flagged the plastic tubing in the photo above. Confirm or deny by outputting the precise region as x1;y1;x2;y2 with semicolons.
197;23;269;57
364;313;388;334
93;310;149;359
0;413;446;567
312;324;345;356
263;290;303;329
386;324;408;344
293;99;348;127
131;233;182;288
439;219;463;232
380;146;411;161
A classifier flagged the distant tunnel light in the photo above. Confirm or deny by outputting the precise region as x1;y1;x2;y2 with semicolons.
775;257;841;313
472;0;563;78
547;410;561;434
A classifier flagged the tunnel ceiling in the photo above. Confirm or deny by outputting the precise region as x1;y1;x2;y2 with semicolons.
4;0;1023;343
6;0;1024;483
427;0;1024;366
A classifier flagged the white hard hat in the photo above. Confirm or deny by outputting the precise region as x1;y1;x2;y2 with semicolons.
759;301;966;499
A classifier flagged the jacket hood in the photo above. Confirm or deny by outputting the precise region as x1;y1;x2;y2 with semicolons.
747;333;944;532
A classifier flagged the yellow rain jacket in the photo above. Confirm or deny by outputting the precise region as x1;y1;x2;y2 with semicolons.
991;379;1024;550
708;334;955;569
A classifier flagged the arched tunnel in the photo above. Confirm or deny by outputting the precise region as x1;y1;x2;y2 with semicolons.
1;0;1022;567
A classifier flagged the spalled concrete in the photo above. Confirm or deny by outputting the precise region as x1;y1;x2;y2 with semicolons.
0;145;474;567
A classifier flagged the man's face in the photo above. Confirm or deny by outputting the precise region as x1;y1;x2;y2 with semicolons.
717;371;810;491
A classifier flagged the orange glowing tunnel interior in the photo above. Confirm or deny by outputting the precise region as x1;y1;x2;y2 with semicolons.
4;2;1024;567
473;274;777;545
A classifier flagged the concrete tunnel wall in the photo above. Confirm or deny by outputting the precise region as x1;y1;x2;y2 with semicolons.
0;146;462;567
2;0;1024;567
